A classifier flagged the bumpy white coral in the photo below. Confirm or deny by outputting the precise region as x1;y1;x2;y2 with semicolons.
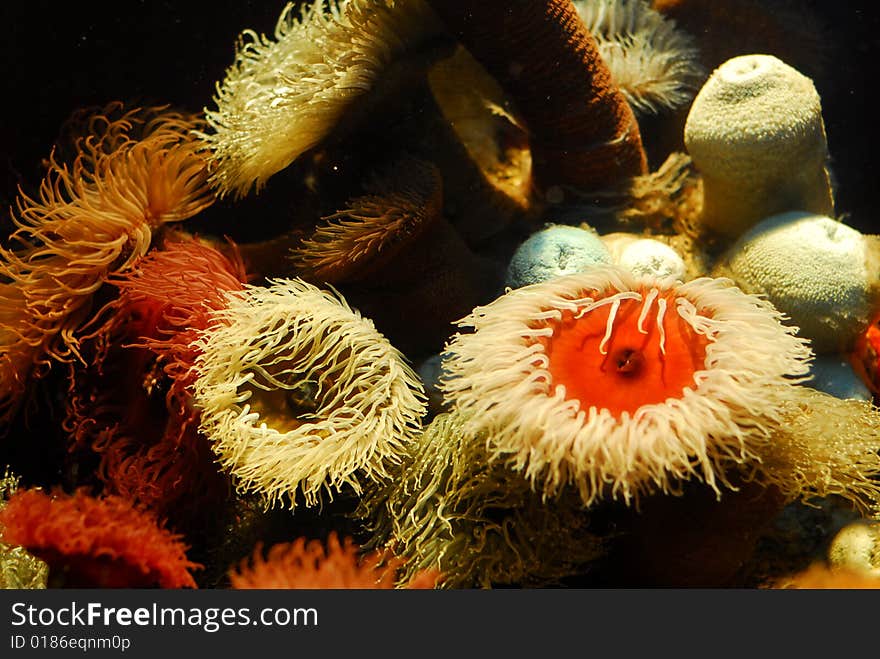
191;278;426;508
714;211;873;354
684;54;834;239
573;0;705;114
199;0;442;198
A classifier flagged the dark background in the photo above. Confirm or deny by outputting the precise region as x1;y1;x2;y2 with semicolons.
0;1;878;231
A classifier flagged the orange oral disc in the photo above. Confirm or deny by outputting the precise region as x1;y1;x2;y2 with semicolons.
543;290;710;417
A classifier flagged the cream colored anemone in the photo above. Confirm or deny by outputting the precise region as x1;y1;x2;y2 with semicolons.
199;0;442;198
191;278;426;508
359;412;605;588
574;0;705;114
440;265;812;506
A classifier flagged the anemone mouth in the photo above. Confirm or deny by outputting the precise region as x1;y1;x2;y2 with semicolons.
440;266;812;506
539;287;710;418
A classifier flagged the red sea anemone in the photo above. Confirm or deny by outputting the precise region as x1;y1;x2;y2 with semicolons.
64;235;247;526
440;265;812;506
229;532;440;589
0;488;199;588
0;104;214;427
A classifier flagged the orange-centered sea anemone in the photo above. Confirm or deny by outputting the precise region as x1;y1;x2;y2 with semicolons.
440;265;812;506
190;278;427;508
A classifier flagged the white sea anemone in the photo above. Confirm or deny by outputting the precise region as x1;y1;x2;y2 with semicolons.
440;265;812;506
199;0;442;198
573;0;705;114
191;278;426;508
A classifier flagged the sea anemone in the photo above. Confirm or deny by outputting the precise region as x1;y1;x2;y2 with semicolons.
684;54;834;240
64;235;247;526
190;278;427;508
229;532;440;589
424;0;648;195
827;521;880;577
292;156;503;355
0;104;214;427
199;0;445;198
772;564;880;589
573;0;705;115
0;488;199;588
440;265;812;506
0;468;48;589
601;233;688;280
360;412;606;588
712;212;877;354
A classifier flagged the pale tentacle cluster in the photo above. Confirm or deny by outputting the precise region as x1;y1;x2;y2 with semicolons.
440;266;813;506
199;0;443;198
573;0;705;114
191;278;426;508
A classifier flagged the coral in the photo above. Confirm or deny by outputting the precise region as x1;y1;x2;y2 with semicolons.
0;488;199;588
0;104;214;427
573;0;705;115
424;0;648;194
712;212;875;354
504;224;612;289
229;532;440;589
684;54;834;240
360;412;605;588
190;278;426;508
199;0;445;198
440;265;811;506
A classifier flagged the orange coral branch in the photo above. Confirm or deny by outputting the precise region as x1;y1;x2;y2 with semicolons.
424;0;647;192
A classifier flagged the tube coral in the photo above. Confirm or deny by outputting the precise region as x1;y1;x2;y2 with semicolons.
190;278;427;508
0;488;199;588
684;54;834;240
229;532;440;589
440;265;812;506
573;0;705;115
199;0;445;198
0;104;214;427
424;0;648;194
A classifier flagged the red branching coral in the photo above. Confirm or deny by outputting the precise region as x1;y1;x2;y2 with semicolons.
424;0;648;193
0;488;200;588
229;532;440;589
64;235;246;525
0;104;214;427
